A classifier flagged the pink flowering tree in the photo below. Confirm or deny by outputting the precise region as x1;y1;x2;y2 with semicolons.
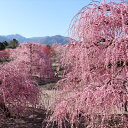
0;63;40;121
0;49;10;63
10;42;54;83
50;0;128;128
0;42;54;121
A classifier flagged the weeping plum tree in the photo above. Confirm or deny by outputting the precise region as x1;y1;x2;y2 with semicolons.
0;64;40;122
44;44;55;57
0;42;54;122
50;0;128;128
10;42;54;83
0;49;10;63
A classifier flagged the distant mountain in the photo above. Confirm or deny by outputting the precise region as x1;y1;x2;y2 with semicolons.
0;34;72;45
0;36;10;42
28;35;71;45
6;34;27;42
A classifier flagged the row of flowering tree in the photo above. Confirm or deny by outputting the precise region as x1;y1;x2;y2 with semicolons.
10;43;54;82
0;42;54;124
50;0;128;128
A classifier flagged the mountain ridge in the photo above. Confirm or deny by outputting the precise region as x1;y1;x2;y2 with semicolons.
0;34;71;45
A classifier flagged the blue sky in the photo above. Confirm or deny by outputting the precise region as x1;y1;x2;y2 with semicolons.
0;0;90;37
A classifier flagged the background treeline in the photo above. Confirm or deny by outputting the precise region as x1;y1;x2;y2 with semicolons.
0;39;19;50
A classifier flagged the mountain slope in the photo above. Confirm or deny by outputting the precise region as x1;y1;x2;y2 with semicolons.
0;36;10;42
6;34;27;42
1;34;71;45
28;35;71;45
